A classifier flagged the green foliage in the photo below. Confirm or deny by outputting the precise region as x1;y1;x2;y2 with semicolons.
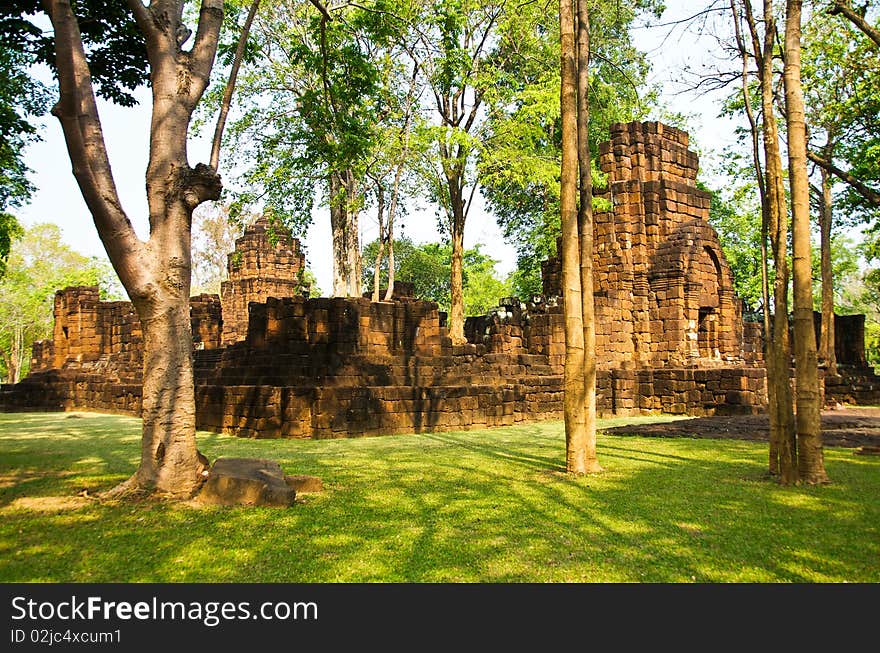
803;8;880;226
1;412;879;582
704;180;766;314
0;44;50;211
0;211;22;277
0;224;120;382
362;237;511;314
810;234;861;311
478;0;660;299
0;1;148;108
212;0;401;234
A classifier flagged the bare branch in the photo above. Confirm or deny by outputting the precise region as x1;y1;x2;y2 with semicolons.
189;0;225;105
807;150;880;207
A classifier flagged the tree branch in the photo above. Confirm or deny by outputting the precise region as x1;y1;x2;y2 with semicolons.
189;0;225;106
807;150;880;207
210;0;261;170
829;0;880;47
43;0;146;291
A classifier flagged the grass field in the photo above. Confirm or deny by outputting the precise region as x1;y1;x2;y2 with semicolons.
0;411;877;583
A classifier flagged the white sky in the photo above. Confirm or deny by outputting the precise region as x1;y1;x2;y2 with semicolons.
16;1;738;295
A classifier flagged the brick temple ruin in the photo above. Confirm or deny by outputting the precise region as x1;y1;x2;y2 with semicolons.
3;121;876;438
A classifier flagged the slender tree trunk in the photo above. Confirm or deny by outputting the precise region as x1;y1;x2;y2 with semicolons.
784;0;829;484
9;326;22;384
752;0;797;482
383;156;407;302
733;0;774;458
447;176;467;344
560;0;587;474
575;0;601;473
345;171;362;297
372;183;385;302
819;163;837;375
329;171;362;297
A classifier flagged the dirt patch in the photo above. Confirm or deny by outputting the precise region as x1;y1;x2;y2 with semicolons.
602;407;880;449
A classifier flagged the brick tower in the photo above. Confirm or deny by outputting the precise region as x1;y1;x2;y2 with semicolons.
220;216;306;346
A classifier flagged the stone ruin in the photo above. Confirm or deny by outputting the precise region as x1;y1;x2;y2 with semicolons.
3;121;876;438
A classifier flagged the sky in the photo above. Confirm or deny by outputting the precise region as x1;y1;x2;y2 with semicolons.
16;1;740;296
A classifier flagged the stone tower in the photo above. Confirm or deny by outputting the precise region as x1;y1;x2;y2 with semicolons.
220;216;306;346
544;121;743;369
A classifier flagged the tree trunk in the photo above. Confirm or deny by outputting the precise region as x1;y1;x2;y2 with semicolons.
47;0;224;498
447;177;467;344
560;0;587;474
9;326;22;384
329;171;362;297
372;182;385;302
756;0;797;482
575;0;601;473
784;0;829;485
344;171;362;297
210;0;261;170
133;267;202;495
819;163;837;376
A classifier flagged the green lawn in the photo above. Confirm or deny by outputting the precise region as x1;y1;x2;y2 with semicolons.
0;411;877;583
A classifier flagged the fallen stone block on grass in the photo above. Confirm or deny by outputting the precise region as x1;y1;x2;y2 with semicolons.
196;458;295;507
285;474;323;493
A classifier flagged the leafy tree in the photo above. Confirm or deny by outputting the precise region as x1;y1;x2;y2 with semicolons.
0;44;50;211
0;223;119;383
37;0;226;498
705;180;766;314
191;203;244;295
0;211;22;276
362;237;511;315
478;0;660;299
215;0;400;298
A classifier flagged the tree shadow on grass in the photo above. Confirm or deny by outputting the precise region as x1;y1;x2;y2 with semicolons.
1;414;877;583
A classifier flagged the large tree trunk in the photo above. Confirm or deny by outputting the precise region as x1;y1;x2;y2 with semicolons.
819;163;837;375
784;0;829;485
575;0;601;473
560;0;588;474
47;0;224;497
134;264;201;495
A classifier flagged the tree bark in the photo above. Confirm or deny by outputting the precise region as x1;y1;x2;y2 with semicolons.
784;0;829;484
48;0;224;497
372;182;385;302
329;170;362;297
818;160;837;375
748;0;797;482
560;0;587;474
446;170;467;344
575;0;601;473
